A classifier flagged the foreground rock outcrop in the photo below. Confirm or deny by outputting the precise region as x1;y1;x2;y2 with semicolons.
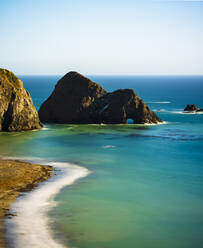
0;69;42;131
184;104;203;112
39;71;162;124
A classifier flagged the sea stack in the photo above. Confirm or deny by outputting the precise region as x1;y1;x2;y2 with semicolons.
0;69;42;131
39;71;162;124
184;104;203;112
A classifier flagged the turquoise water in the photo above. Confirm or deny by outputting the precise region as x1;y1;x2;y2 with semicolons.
1;76;203;248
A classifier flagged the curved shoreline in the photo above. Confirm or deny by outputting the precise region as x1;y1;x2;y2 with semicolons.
0;159;53;248
3;158;89;248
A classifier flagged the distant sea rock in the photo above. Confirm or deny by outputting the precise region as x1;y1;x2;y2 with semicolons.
0;69;42;131
39;71;162;124
184;104;203;112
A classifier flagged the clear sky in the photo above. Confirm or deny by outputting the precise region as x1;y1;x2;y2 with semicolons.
0;0;203;75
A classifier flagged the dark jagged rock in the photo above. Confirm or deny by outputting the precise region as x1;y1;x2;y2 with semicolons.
184;104;201;112
88;89;161;124
0;69;42;131
39;71;162;124
39;71;107;124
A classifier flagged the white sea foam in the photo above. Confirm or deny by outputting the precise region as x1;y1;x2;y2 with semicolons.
42;127;49;130
103;145;116;148
147;101;171;104
5;158;90;248
172;111;203;115
143;121;168;126
154;109;203;115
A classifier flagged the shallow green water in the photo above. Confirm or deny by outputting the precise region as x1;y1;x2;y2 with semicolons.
1;122;203;248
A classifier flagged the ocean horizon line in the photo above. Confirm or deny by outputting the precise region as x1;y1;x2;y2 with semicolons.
17;74;203;77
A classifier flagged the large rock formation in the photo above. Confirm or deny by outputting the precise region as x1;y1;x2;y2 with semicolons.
0;69;42;131
39;71;162;124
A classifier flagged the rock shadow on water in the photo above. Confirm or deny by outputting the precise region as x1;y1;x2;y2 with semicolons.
125;128;203;141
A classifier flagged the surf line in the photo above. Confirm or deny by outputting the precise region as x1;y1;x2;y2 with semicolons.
147;101;171;104
5;158;90;248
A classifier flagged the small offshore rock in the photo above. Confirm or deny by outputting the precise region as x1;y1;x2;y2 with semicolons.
184;104;200;112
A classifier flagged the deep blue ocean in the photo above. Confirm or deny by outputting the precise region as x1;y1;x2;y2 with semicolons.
0;75;203;248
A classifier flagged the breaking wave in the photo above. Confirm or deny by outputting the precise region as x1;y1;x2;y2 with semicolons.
148;101;171;104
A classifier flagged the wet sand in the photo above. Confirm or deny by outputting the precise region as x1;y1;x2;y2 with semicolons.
0;159;53;248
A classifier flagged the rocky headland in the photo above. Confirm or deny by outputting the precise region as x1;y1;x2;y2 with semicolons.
39;71;162;124
0;159;53;248
0;69;42;131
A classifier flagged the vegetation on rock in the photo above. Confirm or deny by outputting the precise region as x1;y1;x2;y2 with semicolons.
0;69;42;131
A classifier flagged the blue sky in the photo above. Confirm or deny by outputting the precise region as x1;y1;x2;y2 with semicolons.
0;0;203;75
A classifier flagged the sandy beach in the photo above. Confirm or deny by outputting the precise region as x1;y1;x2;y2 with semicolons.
0;159;53;248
